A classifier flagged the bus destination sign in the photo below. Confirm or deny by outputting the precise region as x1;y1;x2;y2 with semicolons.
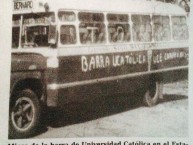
14;0;33;11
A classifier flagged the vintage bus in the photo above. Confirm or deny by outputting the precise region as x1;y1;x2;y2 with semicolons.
10;0;189;138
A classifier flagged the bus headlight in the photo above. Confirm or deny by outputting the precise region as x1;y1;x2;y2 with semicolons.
47;57;59;68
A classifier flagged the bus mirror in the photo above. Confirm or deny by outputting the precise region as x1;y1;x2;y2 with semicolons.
48;25;57;44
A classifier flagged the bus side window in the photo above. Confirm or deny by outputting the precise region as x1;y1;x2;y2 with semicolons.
12;27;20;48
60;25;77;45
78;12;106;44
12;15;20;48
172;16;188;40
20;12;56;48
108;26;118;42
58;11;76;22
153;15;171;41
107;14;130;43
132;15;152;42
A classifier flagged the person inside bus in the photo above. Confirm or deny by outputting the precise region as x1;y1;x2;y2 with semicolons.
146;24;152;41
69;26;76;43
60;25;76;44
132;24;139;41
34;34;48;46
97;28;105;43
93;29;98;43
173;24;179;40
154;25;163;41
138;25;146;41
182;25;188;40
172;17;187;40
82;34;86;44
117;27;124;42
110;27;118;42
162;25;170;41
81;29;92;44
178;24;188;40
80;29;87;44
86;29;92;44
23;31;37;47
124;28;130;42
180;17;188;40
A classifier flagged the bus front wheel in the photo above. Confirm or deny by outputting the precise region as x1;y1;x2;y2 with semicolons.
143;81;162;107
9;89;41;138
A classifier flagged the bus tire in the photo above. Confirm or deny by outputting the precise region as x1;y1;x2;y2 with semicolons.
143;81;160;107
9;89;41;138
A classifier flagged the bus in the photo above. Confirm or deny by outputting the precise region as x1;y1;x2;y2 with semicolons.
9;0;189;138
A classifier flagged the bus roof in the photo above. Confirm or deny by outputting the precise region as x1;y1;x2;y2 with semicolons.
13;0;186;16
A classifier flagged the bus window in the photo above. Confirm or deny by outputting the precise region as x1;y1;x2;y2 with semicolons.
12;27;20;48
78;12;106;44
132;15;152;42
22;26;50;47
107;14;130;43
79;12;104;22
12;15;20;48
21;13;55;48
58;11;76;22
60;25;76;44
172;16;188;40
153;16;171;41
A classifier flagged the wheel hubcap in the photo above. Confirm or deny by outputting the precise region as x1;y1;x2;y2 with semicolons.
11;97;34;131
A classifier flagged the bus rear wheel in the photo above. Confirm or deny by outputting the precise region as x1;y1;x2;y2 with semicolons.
9;89;41;138
143;81;162;107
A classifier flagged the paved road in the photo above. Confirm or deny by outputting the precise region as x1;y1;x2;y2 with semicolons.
35;81;188;138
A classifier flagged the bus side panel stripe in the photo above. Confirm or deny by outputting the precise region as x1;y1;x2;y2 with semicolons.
48;65;188;90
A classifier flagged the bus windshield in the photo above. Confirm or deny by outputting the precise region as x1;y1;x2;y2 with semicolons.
12;12;56;48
